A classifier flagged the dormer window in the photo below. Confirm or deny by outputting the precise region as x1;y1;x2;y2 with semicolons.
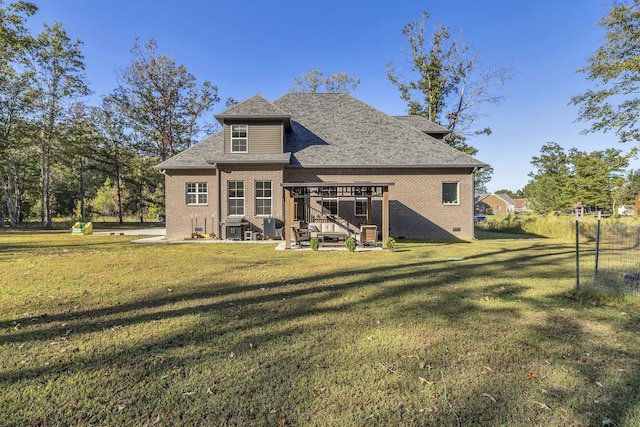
231;124;248;153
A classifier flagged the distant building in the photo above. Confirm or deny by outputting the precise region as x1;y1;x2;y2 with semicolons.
513;198;532;214
618;205;635;216
475;193;516;215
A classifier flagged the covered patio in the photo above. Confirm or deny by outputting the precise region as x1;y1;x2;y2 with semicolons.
281;182;394;249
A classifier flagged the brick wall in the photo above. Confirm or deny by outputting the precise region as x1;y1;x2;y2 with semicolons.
163;166;284;239
284;167;476;239
164;166;476;240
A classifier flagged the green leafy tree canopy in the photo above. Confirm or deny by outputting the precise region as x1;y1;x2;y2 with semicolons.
571;0;640;143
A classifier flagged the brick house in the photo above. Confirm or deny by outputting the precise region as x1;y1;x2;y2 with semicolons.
475;193;516;215
155;93;488;247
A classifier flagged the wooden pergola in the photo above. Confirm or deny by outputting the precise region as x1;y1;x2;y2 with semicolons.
281;182;394;249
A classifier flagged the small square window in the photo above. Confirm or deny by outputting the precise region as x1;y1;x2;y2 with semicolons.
442;182;459;205
186;182;207;205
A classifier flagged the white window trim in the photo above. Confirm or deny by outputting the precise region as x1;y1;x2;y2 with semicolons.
255;181;272;216
231;124;248;153
354;197;367;216
442;182;460;205
186;182;208;205
228;181;245;216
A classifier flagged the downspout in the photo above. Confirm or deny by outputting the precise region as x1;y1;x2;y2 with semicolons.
214;163;222;239
472;167;478;240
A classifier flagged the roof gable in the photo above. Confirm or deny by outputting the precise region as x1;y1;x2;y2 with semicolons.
215;94;291;129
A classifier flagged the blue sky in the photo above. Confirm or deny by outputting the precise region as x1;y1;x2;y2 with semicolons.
27;0;636;192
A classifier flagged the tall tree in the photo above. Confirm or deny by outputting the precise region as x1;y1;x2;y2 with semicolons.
386;11;509;152
57;101;101;220
567;147;629;212
526;143;571;213
32;22;90;228
109;38;219;162
0;0;37;64
618;169;640;204
290;69;360;94
525;143;631;213
387;11;507;192
90;97;136;223
0;0;38;227
571;0;640;143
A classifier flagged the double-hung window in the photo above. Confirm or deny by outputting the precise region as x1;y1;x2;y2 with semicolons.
442;182;459;205
354;186;368;216
186;182;208;205
228;181;245;215
354;198;367;216
231;124;248;153
255;181;272;216
321;186;338;216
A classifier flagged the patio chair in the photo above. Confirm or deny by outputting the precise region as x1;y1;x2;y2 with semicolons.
358;224;378;247
291;226;310;247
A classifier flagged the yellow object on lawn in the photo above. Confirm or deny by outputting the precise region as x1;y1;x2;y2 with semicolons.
71;222;93;235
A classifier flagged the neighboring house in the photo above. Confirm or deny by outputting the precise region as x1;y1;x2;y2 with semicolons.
618;204;635;216
155;93;487;247
475;193;516;215
513;198;532;214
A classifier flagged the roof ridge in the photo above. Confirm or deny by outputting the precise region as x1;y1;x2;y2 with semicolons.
216;93;291;118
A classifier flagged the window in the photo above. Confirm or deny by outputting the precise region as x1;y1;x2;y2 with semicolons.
321;186;338;215
186;182;207;205
322;199;338;216
231;124;248;152
442;182;459;204
255;181;272;216
228;181;245;215
355;198;367;216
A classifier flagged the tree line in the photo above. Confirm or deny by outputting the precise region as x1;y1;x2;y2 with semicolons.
521;0;640;215
0;2;220;228
0;2;514;228
522;143;637;214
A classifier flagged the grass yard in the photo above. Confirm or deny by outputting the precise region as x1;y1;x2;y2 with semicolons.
1;231;640;426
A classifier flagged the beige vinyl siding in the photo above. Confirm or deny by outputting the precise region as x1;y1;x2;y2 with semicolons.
224;122;283;154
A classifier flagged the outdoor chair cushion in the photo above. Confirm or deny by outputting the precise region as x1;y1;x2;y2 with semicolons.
321;222;334;233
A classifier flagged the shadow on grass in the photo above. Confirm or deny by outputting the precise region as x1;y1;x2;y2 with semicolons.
1;239;638;425
0;231;154;253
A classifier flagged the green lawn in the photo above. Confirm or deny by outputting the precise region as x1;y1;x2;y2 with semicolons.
1;231;639;426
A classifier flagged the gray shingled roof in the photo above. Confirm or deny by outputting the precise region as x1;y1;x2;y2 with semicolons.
156;93;488;170
393;115;451;135
215;93;291;129
155;131;291;169
274;93;486;168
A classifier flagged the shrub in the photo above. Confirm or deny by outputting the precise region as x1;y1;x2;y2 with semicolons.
345;236;357;252
386;237;397;251
310;237;319;251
